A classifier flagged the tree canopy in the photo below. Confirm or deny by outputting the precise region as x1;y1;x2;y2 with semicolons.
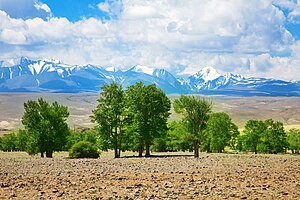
126;82;171;157
91;82;126;158
174;95;212;157
205;112;239;153
22;98;70;158
238;119;288;154
287;128;300;154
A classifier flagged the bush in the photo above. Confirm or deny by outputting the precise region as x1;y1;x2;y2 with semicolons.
65;130;98;151
69;141;100;158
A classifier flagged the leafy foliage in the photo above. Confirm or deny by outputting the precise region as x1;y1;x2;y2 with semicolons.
238;119;288;154
205;112;239;153
152;120;204;152
260;119;288;154
91;82;126;158
69;141;99;158
22;98;70;157
173;95;212;157
65;130;98;151
126;82;171;157
0;132;18;151
287;129;300;154
240;120;267;154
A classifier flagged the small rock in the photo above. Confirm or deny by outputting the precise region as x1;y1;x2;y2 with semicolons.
135;183;143;187
52;189;59;193
57;191;64;197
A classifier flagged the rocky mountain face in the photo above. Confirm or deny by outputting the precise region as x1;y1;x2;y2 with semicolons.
0;57;299;96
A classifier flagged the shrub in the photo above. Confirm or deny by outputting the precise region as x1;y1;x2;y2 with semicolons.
69;141;99;158
65;130;98;151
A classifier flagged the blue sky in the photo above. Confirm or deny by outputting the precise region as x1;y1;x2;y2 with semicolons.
1;0;300;80
41;0;111;21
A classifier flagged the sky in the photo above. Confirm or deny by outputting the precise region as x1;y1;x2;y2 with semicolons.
1;0;300;80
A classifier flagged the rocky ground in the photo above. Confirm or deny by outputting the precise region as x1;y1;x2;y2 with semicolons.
0;152;300;199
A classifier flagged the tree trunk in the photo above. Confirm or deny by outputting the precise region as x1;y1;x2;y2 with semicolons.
46;151;52;158
41;152;44;158
138;145;143;157
194;140;199;158
292;149;295;154
145;142;150;157
254;146;257;154
114;148;120;158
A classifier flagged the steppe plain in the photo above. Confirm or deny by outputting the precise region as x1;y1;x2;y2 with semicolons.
1;92;300;131
1;93;300;199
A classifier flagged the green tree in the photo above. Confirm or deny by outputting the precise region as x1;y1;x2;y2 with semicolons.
241;119;288;154
242;119;266;154
260;119;287;154
174;95;212;157
287;128;300;154
65;130;98;151
206;112;239;153
22;98;70;158
126;82;171;157
166;120;193;152
0;133;18;151
91;82;126;158
16;129;29;151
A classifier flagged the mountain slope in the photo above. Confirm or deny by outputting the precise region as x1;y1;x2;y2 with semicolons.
0;57;300;96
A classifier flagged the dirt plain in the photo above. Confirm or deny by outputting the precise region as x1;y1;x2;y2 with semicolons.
1;152;300;199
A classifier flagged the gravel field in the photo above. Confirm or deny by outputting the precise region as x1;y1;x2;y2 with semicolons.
1;152;300;199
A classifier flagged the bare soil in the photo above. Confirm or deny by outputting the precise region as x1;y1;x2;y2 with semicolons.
1;152;300;199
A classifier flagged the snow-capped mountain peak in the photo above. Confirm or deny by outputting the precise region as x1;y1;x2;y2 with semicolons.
197;66;221;81
43;58;61;64
129;65;155;75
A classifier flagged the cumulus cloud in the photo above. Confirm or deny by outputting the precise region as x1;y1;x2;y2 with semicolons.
97;0;122;18
274;0;300;24
1;0;300;80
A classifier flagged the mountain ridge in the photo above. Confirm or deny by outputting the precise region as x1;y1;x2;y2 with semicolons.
0;57;300;96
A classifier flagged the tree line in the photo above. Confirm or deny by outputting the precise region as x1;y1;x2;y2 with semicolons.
1;82;300;158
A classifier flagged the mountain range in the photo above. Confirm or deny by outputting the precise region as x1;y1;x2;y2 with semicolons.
0;57;300;96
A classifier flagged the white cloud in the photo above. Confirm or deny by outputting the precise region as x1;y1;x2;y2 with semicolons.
274;0;300;24
98;2;110;13
97;0;122;18
123;5;160;19
34;2;51;14
288;6;300;23
0;29;27;45
1;0;300;80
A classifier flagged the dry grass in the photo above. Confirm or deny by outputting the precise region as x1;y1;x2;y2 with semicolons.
1;93;300;132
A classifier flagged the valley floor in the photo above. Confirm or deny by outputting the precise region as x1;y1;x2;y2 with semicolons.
0;152;300;199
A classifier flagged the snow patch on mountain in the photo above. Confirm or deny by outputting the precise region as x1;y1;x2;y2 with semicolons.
192;66;221;82
32;61;44;74
106;66;117;72
129;65;154;75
